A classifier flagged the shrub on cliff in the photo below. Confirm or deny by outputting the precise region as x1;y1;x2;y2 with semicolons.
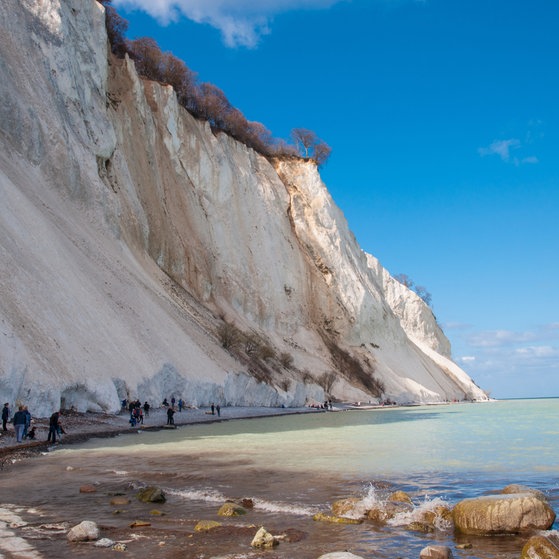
97;1;330;167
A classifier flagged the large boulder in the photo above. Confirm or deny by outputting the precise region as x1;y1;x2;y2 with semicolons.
453;493;556;535
67;520;100;542
521;533;559;559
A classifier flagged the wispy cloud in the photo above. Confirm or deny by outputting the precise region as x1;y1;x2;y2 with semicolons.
114;0;345;47
478;139;520;162
478;121;543;166
452;323;559;398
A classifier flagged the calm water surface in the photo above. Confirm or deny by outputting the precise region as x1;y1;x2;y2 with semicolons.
1;398;558;558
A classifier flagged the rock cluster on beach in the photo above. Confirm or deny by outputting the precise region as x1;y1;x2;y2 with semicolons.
1;476;557;558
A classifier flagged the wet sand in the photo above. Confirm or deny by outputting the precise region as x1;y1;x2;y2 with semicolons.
0;405;325;463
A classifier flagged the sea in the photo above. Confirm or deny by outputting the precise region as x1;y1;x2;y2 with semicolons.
1;398;558;559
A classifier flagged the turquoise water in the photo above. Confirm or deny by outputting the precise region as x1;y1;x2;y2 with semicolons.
1;399;558;558
73;397;559;477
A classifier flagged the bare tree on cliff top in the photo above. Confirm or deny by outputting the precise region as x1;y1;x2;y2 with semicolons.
291;128;332;167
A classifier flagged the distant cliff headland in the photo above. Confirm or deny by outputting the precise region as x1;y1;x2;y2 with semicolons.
0;0;487;417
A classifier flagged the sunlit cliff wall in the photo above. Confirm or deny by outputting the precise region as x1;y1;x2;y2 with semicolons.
0;0;486;416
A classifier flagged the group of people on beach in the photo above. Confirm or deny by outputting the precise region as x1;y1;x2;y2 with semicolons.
2;403;64;444
2;403;34;443
122;399;150;427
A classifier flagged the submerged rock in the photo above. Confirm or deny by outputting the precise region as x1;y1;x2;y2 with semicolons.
501;485;547;501
137;486;166;503
67;520;100;542
521;533;559;559
366;501;412;525
110;496;130;506
194;520;222;532
388;490;413;505
317;553;365;559
217;502;247;517
94;538;115;547
313;512;363;524
331;497;364;518
129;520;151;528
419;545;453;559
452;493;556;534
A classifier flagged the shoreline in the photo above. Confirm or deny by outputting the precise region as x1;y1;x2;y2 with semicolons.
0;399;487;463
0;405;326;462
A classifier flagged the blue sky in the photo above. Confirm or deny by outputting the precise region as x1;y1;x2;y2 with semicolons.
112;0;559;399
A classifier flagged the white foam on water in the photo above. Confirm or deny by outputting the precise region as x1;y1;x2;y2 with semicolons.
251;498;318;517
167;488;318;516
387;495;452;530
167;487;228;503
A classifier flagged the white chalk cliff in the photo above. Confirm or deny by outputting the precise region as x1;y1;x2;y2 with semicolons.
0;0;487;416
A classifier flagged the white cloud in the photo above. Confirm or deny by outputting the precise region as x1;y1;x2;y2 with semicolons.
114;0;344;47
451;323;559;398
458;356;476;362
478;138;520;162
521;156;539;164
467;329;536;348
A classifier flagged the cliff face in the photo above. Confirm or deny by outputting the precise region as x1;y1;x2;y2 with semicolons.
0;0;487;416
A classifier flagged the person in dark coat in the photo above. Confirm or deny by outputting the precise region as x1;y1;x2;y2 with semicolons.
166;406;175;425
47;411;61;443
2;403;9;431
12;406;27;443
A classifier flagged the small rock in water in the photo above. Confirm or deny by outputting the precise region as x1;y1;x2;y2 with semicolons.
137;486;166;503
419;545;453;559
67;520;100;542
79;484;97;493
129;520;151;528
194;520;222;532
317;553;365;559
251;526;278;548
217;502;246;517
94;538;115;547
313;512;363;524
331;497;363;518
389;490;413;504
110;496;130;505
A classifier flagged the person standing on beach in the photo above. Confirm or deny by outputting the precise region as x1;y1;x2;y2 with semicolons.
47;411;60;443
23;406;31;438
211;403;215;415
167;406;175;425
143;401;150;417
12;406;27;443
2;403;9;431
216;404;221;417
